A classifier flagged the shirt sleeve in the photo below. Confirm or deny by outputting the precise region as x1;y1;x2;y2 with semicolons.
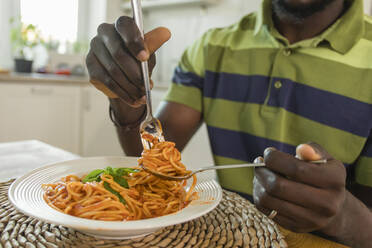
163;31;210;113
355;133;372;187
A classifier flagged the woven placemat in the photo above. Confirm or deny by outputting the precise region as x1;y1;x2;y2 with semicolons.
0;179;287;248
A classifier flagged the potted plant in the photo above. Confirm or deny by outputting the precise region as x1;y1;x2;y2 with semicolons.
10;18;43;73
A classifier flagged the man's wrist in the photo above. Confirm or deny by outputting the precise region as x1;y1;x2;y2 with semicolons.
109;98;146;130
322;191;372;247
320;191;348;237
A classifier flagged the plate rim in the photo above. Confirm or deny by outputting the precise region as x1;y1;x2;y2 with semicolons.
8;156;222;232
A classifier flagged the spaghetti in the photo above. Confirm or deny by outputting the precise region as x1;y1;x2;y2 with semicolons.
42;135;198;221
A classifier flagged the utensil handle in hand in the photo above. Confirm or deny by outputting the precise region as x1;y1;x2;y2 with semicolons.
131;0;144;37
198;163;265;172
197;159;327;172
131;0;153;117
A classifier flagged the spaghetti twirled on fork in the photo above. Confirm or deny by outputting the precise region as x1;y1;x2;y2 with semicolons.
42;135;197;221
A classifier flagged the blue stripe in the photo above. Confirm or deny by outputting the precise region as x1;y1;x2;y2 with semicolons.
172;66;204;90
207;125;296;162
203;71;372;137
207;125;352;167
204;73;268;104
361;134;372;157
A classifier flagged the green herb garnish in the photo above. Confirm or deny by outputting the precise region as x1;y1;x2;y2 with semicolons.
82;169;104;183
114;168;139;175
103;182;126;204
82;166;140;205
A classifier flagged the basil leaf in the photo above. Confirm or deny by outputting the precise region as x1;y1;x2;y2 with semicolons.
123;168;140;174
104;166;115;176
113;168;125;176
82;169;104;183
100;167;139;189
103;182;126;205
113;175;129;189
114;168;139;177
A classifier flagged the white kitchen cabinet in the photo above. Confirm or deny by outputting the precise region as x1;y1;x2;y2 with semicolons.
80;85;124;156
0;81;81;154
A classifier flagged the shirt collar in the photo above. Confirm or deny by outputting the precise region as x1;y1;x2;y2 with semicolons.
254;0;365;54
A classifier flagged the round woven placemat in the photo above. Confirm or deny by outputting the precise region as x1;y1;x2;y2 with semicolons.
1;179;287;248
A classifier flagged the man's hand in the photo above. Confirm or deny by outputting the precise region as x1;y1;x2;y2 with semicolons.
253;143;347;235
86;16;171;107
85;16;171;156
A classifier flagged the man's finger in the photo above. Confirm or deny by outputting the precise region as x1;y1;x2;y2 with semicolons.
254;156;264;164
115;16;148;61
253;178;325;233
90;79;118;99
263;148;345;189
254;168;340;216
115;16;170;61
86;52;134;104
90;37;143;100
296;142;333;161
144;27;171;55
98;23;145;91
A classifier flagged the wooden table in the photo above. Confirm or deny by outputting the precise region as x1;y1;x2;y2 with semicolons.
0;140;349;248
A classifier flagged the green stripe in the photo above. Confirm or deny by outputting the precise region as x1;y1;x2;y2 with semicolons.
205;45;372;104
205;46;274;76
299;39;372;69
164;83;202;112
355;156;372;187
203;98;365;164
205;19;372;69
214;155;254;195
207;28;278;50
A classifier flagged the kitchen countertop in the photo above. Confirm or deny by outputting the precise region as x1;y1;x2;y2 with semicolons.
0;72;171;90
0;72;89;84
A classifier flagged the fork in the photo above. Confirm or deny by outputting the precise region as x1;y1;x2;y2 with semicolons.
140;159;328;181
131;0;164;149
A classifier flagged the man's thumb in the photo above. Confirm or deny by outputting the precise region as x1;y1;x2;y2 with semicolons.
144;27;171;56
296;142;333;161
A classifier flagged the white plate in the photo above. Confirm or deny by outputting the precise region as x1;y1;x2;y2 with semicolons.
9;157;222;239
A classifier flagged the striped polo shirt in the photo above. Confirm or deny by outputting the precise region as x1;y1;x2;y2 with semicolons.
164;0;372;195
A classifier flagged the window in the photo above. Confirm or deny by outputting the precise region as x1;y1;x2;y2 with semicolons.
20;0;78;52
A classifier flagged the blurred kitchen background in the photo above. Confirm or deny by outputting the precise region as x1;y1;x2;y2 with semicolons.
0;0;371;167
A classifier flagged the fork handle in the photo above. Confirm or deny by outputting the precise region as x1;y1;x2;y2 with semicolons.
131;0;153;118
196;159;327;173
197;163;265;172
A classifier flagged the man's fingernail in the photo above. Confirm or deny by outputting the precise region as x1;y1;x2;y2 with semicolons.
306;142;322;154
312;146;321;155
254;156;264;163
264;147;276;157
137;50;149;61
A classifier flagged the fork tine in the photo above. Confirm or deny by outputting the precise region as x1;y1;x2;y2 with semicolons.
141;138;152;150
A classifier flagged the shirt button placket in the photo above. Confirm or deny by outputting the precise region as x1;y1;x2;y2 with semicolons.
262;48;290;115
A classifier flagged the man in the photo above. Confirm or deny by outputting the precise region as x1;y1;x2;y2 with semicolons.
86;0;372;247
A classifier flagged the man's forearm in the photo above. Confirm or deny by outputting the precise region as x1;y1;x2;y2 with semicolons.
115;126;143;156
326;191;372;248
110;99;145;156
